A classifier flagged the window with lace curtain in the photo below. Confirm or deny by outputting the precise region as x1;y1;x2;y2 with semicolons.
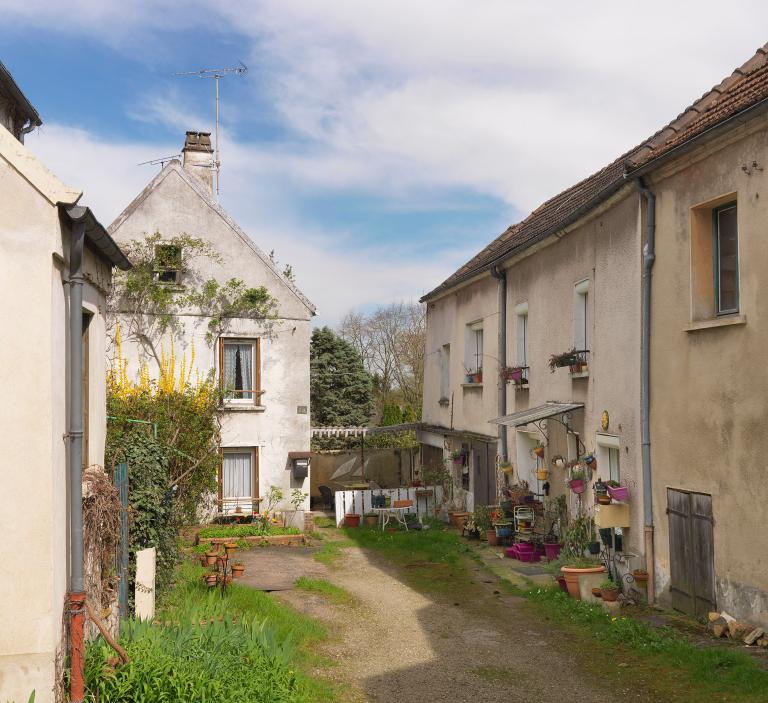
220;338;261;404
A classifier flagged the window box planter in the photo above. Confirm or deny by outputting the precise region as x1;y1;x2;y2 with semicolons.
607;484;629;502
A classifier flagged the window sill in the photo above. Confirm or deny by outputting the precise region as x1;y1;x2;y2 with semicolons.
570;371;589;379
222;404;267;413
685;314;746;332
461;383;483;389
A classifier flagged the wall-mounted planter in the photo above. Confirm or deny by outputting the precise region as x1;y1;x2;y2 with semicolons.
569;479;585;494
607;485;629;502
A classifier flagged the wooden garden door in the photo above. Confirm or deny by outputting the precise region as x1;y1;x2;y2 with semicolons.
472;442;494;506
667;488;716;617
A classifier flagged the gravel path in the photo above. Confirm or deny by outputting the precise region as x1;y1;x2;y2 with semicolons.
275;544;648;703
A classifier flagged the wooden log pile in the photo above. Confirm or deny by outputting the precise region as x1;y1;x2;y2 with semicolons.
707;611;768;647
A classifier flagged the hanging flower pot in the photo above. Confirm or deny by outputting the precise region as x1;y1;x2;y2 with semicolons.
569;479;585;494
536;467;549;481
533;445;545;459
204;551;218;567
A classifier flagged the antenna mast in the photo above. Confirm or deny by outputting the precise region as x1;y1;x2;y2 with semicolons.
173;62;247;194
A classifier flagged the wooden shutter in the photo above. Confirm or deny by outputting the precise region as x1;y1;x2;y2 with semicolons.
255;338;261;402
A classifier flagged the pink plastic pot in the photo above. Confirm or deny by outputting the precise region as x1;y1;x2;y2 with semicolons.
515;542;534;552
505;546;518;559
569;479;585;494
544;543;563;561
607;485;629;502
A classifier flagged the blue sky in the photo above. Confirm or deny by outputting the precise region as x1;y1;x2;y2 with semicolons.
4;1;768;323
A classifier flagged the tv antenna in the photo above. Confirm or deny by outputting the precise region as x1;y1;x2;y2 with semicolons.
137;154;182;169
173;62;248;194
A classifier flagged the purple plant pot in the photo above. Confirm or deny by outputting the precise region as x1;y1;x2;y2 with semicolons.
544;543;563;561
516;542;535;552
505;546;518;559
607;485;629;501
569;479;585;494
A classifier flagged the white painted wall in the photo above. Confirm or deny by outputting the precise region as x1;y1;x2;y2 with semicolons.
0;125;112;702
108;157;314;514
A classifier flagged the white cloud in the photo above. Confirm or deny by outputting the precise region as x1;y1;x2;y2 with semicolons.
11;1;768;320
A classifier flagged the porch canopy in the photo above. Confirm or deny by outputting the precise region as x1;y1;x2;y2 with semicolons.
491;401;584;427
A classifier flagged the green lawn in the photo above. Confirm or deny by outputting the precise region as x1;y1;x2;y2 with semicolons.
294;577;354;605
84;560;336;702
197;523;302;539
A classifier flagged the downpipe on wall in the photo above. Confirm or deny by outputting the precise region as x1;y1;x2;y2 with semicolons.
66;206;88;702
490;265;508;461
636;180;656;604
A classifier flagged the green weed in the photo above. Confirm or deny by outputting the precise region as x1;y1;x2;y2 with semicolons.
198;524;301;539
295;577;353;605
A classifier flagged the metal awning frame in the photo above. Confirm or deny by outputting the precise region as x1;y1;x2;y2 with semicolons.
491;401;584;428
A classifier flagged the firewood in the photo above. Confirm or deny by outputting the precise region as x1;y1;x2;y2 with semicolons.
720;611;736;625
708;611;722;622
744;628;765;646
757;637;768;648
708;617;728;638
728;620;750;638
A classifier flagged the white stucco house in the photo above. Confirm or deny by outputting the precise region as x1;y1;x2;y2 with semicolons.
0;62;130;703
108;131;315;518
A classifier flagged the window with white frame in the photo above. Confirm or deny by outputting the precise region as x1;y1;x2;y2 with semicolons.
220;338;261;403
465;321;483;374
596;434;621;483
573;279;589;350
515;302;528;367
439;343;451;401
220;448;258;511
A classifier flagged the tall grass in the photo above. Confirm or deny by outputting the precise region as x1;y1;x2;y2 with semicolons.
84;561;333;702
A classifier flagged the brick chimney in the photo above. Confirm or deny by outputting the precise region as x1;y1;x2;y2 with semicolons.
182;131;214;194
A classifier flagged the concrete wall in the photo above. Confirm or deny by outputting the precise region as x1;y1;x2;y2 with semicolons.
647;115;768;624
0;142;111;702
309;448;416;497
109;160;312;513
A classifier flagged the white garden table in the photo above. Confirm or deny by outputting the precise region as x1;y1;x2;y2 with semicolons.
373;506;410;532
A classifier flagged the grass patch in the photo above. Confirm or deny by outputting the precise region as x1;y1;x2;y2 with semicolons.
198;524;302;539
295;577;353;605
519;584;768;702
85;560;336;702
313;516;336;529
313;539;354;568
342;521;471;592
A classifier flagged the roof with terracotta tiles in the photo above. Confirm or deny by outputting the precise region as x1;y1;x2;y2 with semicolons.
422;43;768;302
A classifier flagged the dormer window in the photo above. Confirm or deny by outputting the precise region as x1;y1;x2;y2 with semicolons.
153;244;182;285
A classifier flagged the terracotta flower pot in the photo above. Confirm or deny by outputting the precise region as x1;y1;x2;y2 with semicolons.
601;587;619;602
204;552;218;566
205;575;218;588
560;565;606;600
633;569;649;583
345;513;361;528
232;565;245;579
448;511;469;528
591;587;602;598
364;515;378;526
487;530;499;546
533;446;545;458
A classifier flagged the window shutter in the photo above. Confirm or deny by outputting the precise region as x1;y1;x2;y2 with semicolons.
255;338;261;401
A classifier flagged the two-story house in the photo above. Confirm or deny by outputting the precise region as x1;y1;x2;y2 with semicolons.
109;131;316;519
421;42;768;626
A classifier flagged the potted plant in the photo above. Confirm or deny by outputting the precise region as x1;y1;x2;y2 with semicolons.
232;562;245;578
633;568;649;583
503;366;526;384
345;513;361;528
473;504;493;542
536;466;549;481
532;444;545;459
548;348;579;373
204;550;218;567
450;450;465;466
556;516;606;599
600;579;620;602
205;574;218;588
569;468;586;494
363;512;378;527
591;587;603;599
473;368;483;383
606;480;629;502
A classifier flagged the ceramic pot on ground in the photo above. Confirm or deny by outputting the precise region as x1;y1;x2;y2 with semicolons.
345;513;361;528
487;530;499;546
591;587;602;598
364;515;378;526
601;587;619;602
560;565;606;600
543;542;563;561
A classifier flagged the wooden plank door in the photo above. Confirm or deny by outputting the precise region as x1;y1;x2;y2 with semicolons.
667;488;715;617
472;441;493;506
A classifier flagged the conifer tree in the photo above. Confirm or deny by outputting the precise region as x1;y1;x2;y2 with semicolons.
310;327;374;426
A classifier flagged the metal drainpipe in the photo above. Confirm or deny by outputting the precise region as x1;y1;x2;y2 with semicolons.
490;265;508;461
67;207;87;703
636;179;656;604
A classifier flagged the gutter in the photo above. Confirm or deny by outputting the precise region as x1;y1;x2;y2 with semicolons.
489;265;508;461
635;179;656;605
65;205;87;703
